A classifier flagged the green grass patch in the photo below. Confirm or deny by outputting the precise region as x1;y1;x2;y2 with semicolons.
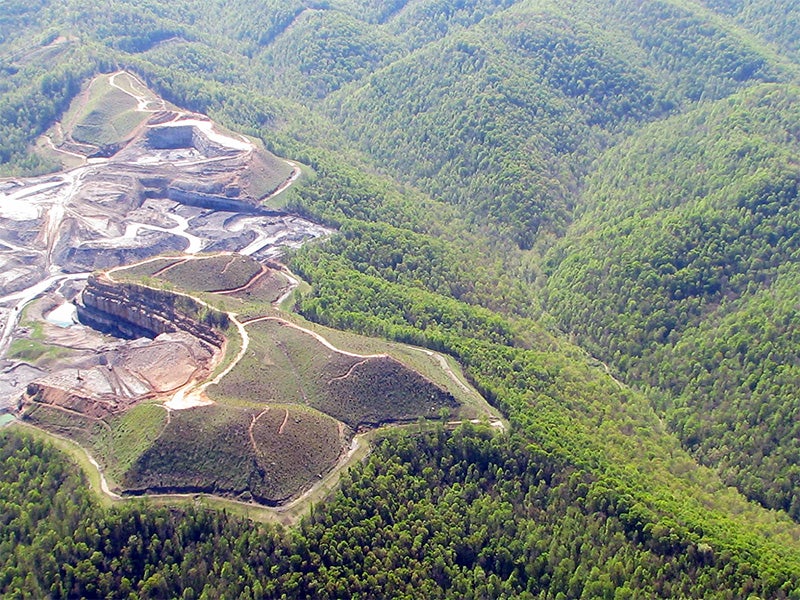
242;141;295;202
66;74;147;147
114;257;183;280
210;321;243;380
122;404;254;494
116;255;273;309
212;319;458;427
265;314;490;416
230;270;291;305
33;134;83;170
107;72;159;105
6;339;72;363
156;255;262;292
93;403;169;482
22;404;107;452
211;319;315;406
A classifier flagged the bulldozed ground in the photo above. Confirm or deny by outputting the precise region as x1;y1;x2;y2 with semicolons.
20;251;498;509
1;73;501;515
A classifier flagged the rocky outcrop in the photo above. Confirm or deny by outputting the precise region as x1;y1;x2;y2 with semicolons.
77;275;227;349
24;279;227;419
145;124;232;158
164;187;271;214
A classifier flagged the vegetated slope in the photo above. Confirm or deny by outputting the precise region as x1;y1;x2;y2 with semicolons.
211;318;458;427
123;403;343;503
321;0;783;248
21;402;168;483
256;9;402;100
94;251;468;498
66;74;147;148
545;83;800;518
325;15;662;247
152;254;263;293
288;219;800;595
0;44;97;174
3;0;786;240
3;0;800;596
699;0;800;63
3;426;799;599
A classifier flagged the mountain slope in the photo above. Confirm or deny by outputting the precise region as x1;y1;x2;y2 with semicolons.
545;83;800;517
2;0;800;596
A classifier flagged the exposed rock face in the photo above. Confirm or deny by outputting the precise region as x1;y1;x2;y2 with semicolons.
24;278;227;418
77;274;226;349
0;75;297;297
61;230;188;273
145;125;231;158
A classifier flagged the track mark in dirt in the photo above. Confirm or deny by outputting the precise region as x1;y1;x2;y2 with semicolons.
278;409;290;435
328;358;371;384
413;347;473;396
43;132;87;165
249;408;270;453
152;257;187;277
219;255;237;276
154;403;172;439
273;266;301;307
274;340;308;404
211;263;268;295
29;403;112;432
109;71;168;113
245;316;387;360
260;162;301;202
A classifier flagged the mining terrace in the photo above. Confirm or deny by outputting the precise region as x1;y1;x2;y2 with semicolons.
0;72;498;511
0;71;330;412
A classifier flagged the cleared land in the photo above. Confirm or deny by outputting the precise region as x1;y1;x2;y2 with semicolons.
210;317;458;427
122;403;343;503
20;253;496;511
20;251;490;508
6;73;495;511
149;254;263;292
65;74;149;148
115;257;183;279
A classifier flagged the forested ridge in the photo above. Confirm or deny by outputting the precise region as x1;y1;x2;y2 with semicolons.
545;83;800;519
3;0;800;596
3;429;799;598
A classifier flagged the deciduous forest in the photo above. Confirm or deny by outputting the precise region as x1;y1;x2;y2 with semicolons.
2;0;800;597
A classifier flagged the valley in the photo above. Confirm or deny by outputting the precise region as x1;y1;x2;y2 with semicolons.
2;0;800;597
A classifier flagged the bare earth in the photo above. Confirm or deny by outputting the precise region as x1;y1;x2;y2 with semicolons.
0;72;330;412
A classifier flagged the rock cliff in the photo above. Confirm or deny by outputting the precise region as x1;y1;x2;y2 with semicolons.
77;274;227;349
23;277;227;418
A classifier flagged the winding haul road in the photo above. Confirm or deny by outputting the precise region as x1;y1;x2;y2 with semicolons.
0;70;311;363
105;250;486;421
0;70;500;516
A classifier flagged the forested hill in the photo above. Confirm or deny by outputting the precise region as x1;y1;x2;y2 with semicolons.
3;0;800;597
545;83;800;519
